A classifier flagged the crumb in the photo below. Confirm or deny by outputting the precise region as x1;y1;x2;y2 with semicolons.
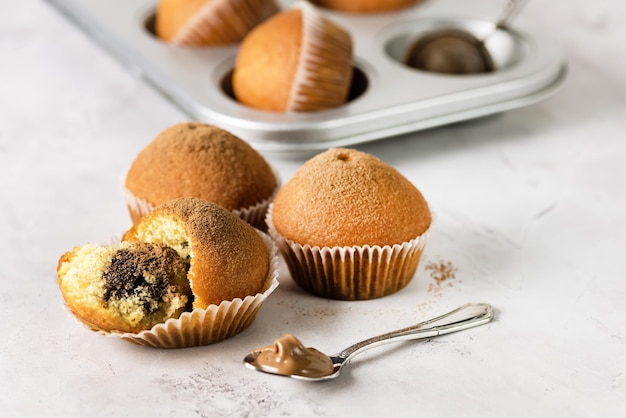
412;259;462;316
423;259;459;300
424;260;457;283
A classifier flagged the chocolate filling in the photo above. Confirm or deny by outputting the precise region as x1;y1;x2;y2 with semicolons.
102;244;176;314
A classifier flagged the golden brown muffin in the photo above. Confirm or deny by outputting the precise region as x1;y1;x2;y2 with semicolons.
57;242;191;334
268;148;431;300
124;122;278;228
155;0;279;46
123;198;270;309
309;0;419;13
232;2;353;112
272;148;431;247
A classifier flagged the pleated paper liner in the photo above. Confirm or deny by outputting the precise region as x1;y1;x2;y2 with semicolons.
83;231;280;348
286;1;353;111
267;205;429;300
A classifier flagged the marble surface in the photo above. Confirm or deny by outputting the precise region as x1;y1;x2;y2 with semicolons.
1;0;625;416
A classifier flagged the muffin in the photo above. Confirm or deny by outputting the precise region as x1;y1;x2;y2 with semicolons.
58;198;279;348
268;148;431;300
232;2;354;112
155;0;279;46
57;241;191;334
308;0;419;13
124;122;278;230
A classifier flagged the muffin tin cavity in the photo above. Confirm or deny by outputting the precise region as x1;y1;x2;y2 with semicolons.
45;0;566;155
385;17;523;73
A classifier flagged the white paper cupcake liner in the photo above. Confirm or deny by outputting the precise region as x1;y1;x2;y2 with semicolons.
172;0;279;46
69;231;280;348
267;205;429;300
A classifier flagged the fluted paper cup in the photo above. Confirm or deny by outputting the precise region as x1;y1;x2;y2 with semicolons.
267;205;428;300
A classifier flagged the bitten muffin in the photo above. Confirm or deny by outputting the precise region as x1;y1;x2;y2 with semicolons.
57;242;191;334
123;198;270;309
124;122;278;229
155;0;279;46
232;2;353;112
268;148;431;300
58;198;279;348
309;0;419;13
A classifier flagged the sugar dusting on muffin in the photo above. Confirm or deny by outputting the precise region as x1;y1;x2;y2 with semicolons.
124;122;278;229
126;123;277;211
123;198;270;309
272;148;431;247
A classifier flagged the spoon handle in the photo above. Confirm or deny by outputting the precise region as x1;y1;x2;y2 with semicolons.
496;0;528;29
334;303;494;363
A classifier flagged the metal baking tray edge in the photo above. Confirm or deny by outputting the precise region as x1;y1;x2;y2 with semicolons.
45;0;567;155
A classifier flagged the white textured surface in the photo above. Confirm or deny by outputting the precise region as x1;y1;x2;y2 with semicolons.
1;0;625;416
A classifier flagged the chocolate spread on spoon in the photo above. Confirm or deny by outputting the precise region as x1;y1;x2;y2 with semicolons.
251;334;334;378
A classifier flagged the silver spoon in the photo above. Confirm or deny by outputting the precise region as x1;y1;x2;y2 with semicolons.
405;0;527;74
244;302;494;381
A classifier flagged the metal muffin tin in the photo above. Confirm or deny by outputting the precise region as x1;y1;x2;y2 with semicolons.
46;0;566;155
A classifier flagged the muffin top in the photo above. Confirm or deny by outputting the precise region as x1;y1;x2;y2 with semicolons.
271;148;431;247
125;122;277;211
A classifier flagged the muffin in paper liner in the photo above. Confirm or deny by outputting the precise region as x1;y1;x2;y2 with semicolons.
157;0;279;47
267;206;429;300
232;1;353;112
122;169;281;232
68;231;280;349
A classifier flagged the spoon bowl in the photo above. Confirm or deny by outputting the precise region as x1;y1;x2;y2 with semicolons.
405;0;526;74
405;29;495;74
244;302;494;381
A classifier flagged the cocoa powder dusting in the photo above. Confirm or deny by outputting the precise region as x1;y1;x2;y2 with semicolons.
425;259;458;296
125;122;277;210
425;259;457;283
